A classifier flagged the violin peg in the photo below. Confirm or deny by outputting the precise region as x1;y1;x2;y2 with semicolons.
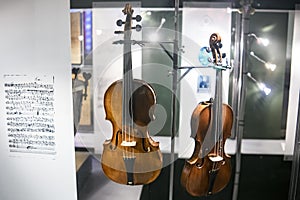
133;15;142;22
132;24;142;32
114;30;124;34
219;43;223;48
116;19;125;26
205;47;211;53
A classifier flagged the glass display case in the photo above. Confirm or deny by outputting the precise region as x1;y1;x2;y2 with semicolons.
70;1;300;200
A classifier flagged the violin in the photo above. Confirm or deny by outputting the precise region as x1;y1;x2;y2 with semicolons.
181;33;233;196
101;4;162;185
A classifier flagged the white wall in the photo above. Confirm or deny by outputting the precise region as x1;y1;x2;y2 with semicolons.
0;1;77;200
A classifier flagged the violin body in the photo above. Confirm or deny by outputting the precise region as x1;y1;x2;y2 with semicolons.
181;100;233;196
102;79;162;185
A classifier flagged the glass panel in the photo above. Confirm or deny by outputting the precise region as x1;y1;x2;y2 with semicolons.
71;10;94;134
70;11;82;65
141;10;181;137
71;3;299;200
244;11;290;139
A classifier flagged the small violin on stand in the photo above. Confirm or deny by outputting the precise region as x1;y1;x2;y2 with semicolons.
181;33;233;196
101;4;162;185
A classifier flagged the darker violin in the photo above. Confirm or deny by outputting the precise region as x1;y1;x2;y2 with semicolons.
181;33;233;196
101;4;162;185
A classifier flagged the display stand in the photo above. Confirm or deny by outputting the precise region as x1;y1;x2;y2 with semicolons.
232;1;254;200
168;0;180;199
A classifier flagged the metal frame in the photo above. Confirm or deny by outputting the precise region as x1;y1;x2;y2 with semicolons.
231;1;253;199
289;91;300;200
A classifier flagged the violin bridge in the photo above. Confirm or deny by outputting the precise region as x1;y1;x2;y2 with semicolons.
208;155;224;162
121;141;137;147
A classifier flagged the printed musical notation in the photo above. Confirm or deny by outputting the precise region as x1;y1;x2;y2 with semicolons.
4;75;56;156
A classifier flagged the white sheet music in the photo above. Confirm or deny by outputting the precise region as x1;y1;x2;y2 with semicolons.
4;74;56;157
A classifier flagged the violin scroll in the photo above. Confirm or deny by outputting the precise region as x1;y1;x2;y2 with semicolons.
209;33;223;65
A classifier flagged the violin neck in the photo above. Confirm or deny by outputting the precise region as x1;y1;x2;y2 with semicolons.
122;25;134;126
123;30;133;76
212;69;223;141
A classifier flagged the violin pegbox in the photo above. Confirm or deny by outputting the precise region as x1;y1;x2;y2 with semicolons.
209;33;223;65
122;3;133;15
115;3;142;34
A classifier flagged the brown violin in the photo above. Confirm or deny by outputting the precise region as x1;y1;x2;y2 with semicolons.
101;4;162;185
181;33;233;196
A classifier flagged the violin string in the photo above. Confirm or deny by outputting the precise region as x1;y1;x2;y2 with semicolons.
125;26;134;158
214;102;218;157
122;82;126;158
129;28;134;158
129;72;133;158
123;40;128;159
218;83;221;158
219;64;223;157
220;68;224;157
214;42;220;158
215;48;219;158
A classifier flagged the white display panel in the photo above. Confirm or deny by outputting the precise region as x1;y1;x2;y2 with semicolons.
179;2;232;158
0;1;77;200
